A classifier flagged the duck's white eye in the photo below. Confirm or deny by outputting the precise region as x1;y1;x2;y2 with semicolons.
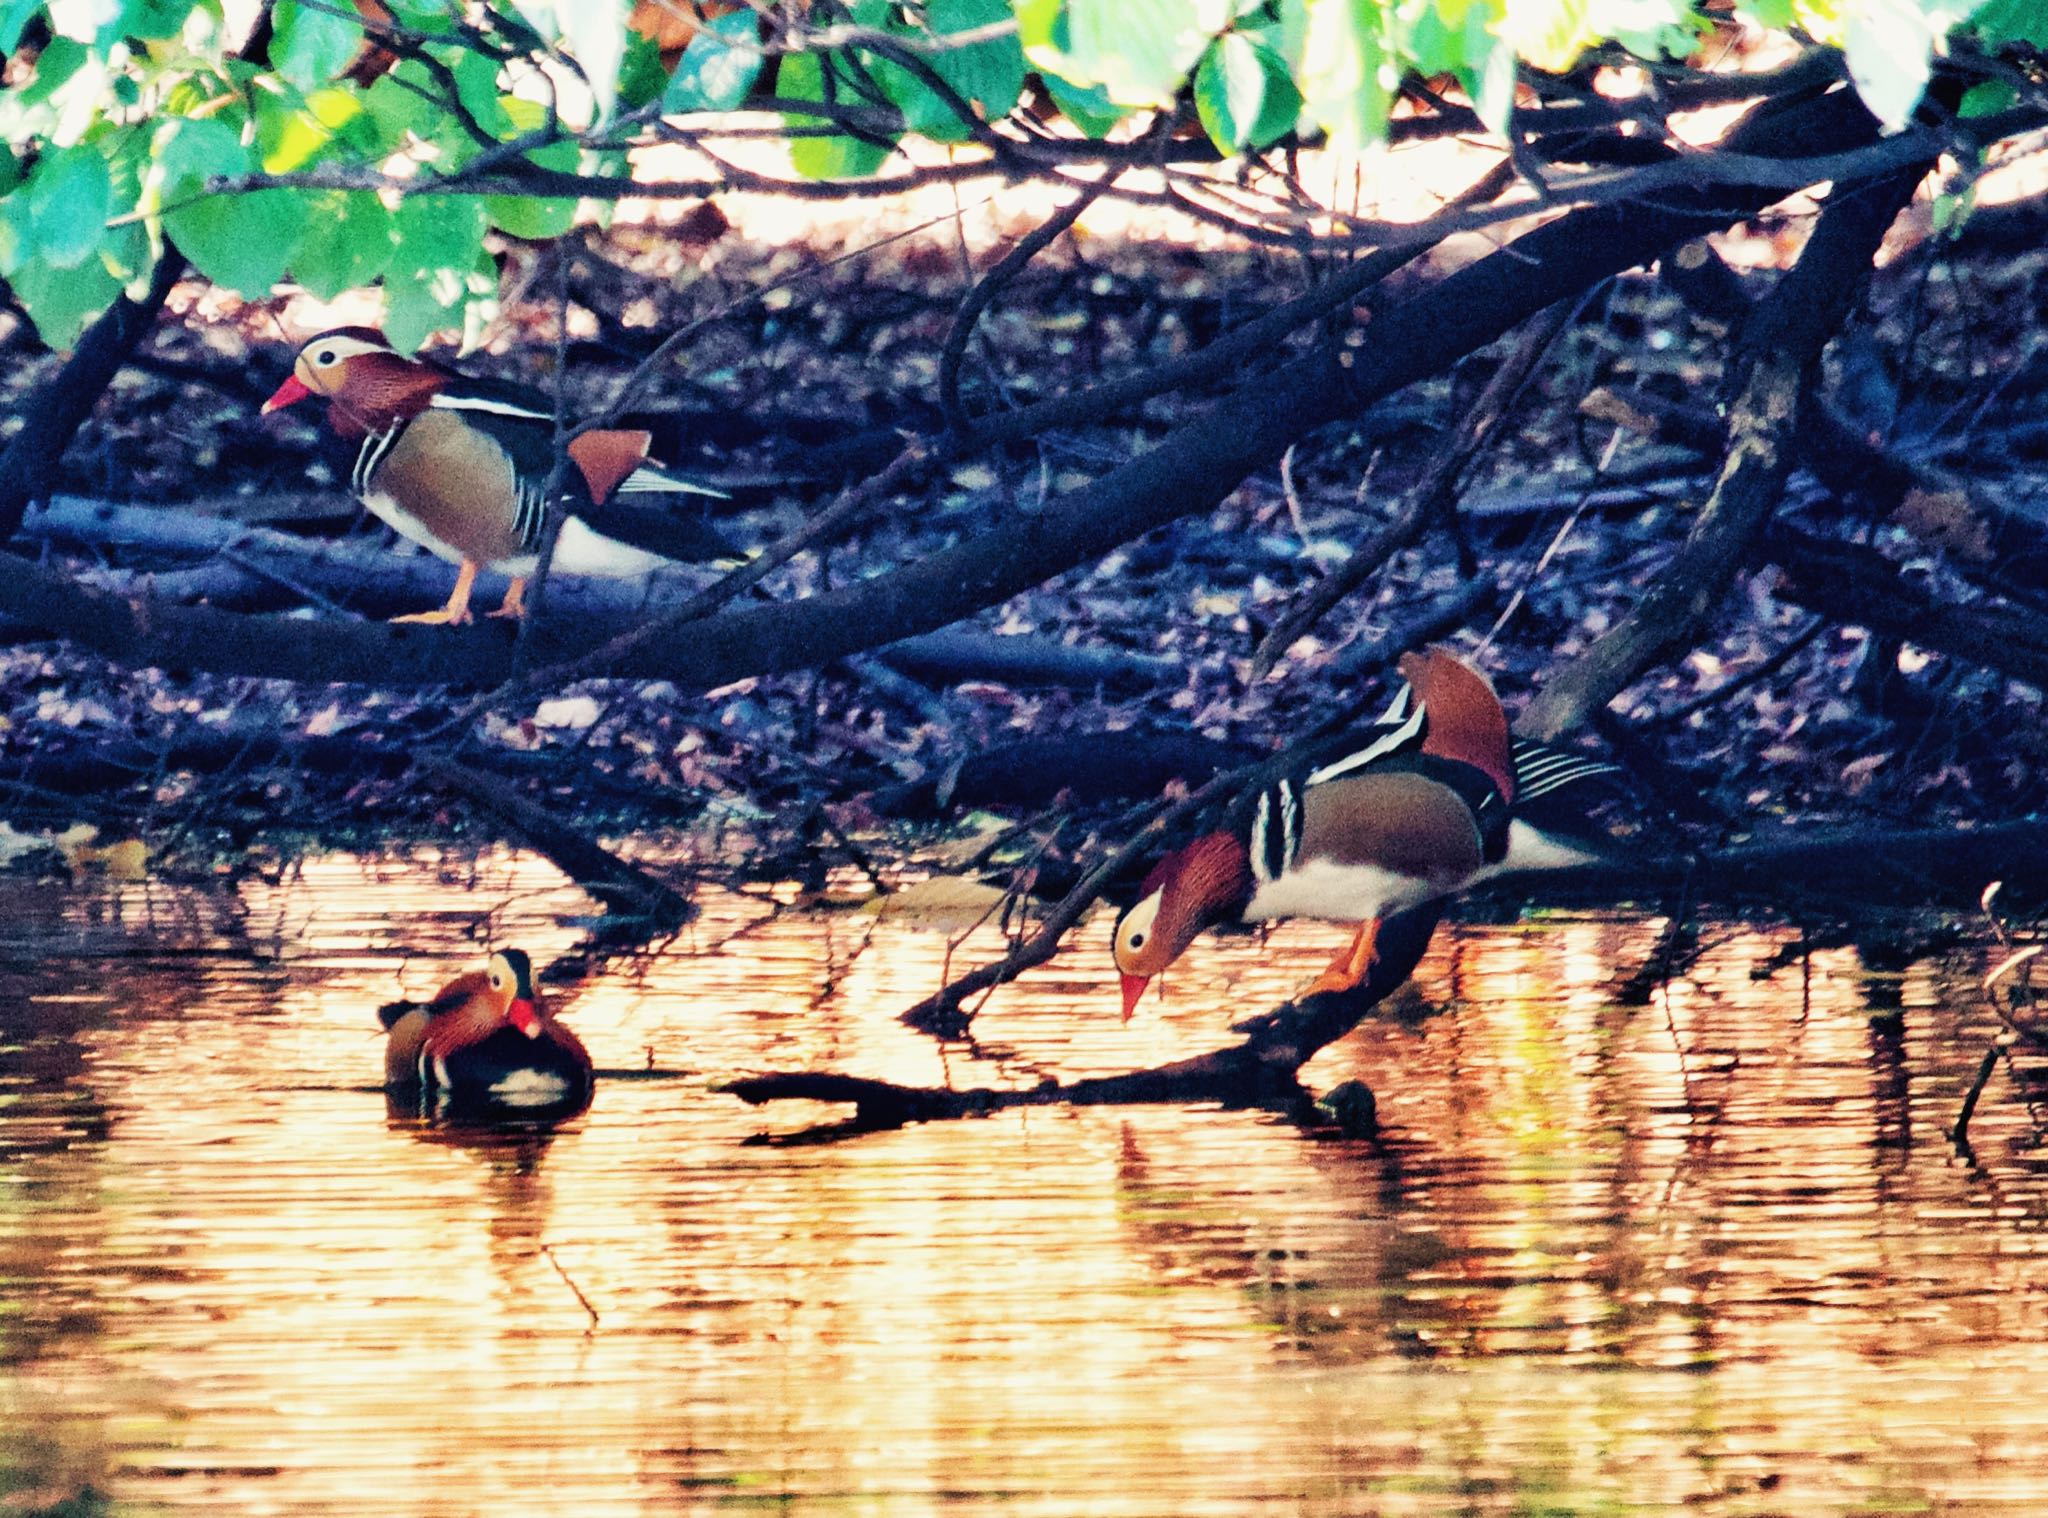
489;971;505;989
1127;930;1147;950
313;348;338;367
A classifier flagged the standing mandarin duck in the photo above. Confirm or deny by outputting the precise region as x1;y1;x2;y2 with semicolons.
380;948;594;1117
1112;649;1617;1019
262;327;738;624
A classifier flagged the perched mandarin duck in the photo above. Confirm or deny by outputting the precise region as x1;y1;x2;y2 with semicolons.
1113;649;1607;1018
380;949;593;1116
262;327;738;624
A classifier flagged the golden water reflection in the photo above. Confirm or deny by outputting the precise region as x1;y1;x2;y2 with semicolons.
1;849;2045;1514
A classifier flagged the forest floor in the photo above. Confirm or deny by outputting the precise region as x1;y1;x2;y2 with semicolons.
1;188;2044;922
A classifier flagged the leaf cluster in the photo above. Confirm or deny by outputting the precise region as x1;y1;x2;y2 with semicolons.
0;0;2041;349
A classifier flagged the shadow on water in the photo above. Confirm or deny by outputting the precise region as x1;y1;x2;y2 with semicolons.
0;847;2045;1515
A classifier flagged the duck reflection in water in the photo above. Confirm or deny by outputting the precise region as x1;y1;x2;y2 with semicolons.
380;949;593;1124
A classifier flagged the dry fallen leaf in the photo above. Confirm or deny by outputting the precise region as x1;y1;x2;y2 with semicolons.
867;875;1011;929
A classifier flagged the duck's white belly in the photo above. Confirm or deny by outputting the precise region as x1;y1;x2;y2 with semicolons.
491;516;667;580
1244;857;1436;924
364;489;464;566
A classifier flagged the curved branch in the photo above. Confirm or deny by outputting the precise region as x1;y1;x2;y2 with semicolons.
1516;162;1933;740
937;169;1114;429
4;86;1897;692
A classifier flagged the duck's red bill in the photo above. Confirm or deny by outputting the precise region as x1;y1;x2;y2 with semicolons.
260;374;312;414
508;998;542;1038
1120;973;1150;1023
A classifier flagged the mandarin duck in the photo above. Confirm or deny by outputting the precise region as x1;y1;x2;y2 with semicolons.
380;948;594;1116
262;327;738;624
1111;649;1619;1018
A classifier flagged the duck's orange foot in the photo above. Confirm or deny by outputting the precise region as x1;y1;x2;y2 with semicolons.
1301;919;1382;999
486;578;529;620
391;606;474;626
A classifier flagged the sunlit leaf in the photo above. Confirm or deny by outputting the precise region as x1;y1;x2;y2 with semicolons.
47;0;122;44
781;50;897;180
1194;31;1298;153
663;8;764;112
257;85;366;173
485;94;579;239
1301;0;1393;148
1024;0;1221;108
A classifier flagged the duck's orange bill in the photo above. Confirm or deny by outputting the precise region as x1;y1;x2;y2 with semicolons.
1120;973;1150;1023
261;374;312;414
508;997;543;1038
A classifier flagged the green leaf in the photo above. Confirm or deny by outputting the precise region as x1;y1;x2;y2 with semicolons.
0;196;26;277
291;189;394;299
1300;0;1392;149
618;26;668;110
1038;71;1130;138
271;0;366;93
155;115;308;295
663;9;764;112
781;50;897;179
484;94;579;240
25;144;110;268
0;144;19;197
450;47;512;140
382;251;495;353
11;251;123;348
1958;78;2016;117
0;0;43;51
363;65;435;151
1972;0;2048;45
1022;0;1217;109
927;0;1026;120
1733;0;1795;27
257;85;366;173
1193;31;1297;153
391;191;488;276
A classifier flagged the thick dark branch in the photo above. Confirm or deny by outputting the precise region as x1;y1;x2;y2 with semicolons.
938;169;1114;429
0;88;1897;691
0;255;182;541
1516;163;1931;740
1765;525;2048;690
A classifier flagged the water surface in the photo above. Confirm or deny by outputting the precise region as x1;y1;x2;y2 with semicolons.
2;849;2043;1515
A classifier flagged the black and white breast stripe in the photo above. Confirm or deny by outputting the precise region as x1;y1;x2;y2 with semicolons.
1248;778;1303;886
352;423;405;496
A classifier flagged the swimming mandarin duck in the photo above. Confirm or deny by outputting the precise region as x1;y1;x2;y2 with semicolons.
262;327;738;624
1112;649;1617;1018
380;948;594;1114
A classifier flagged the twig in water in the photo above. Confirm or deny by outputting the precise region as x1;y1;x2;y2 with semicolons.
541;1244;600;1330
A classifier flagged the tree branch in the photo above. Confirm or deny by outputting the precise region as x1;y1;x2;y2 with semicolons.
1516;163;1932;739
